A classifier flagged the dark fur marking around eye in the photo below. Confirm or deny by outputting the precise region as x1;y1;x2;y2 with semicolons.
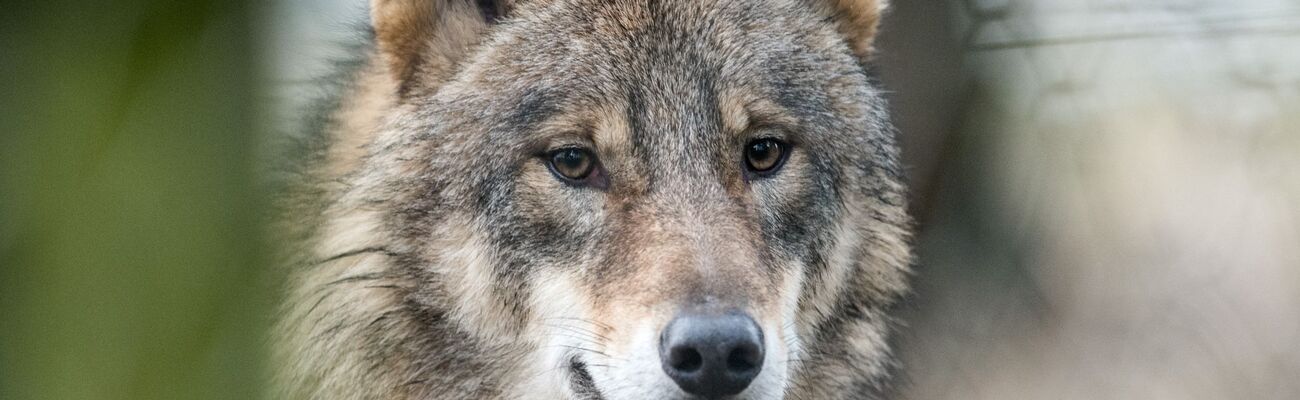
504;88;560;132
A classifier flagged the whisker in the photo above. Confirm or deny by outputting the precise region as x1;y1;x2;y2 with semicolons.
312;247;403;266
542;322;612;342
544;333;601;349
550;344;611;357
543;316;613;330
325;272;392;286
526;360;576;380
545;345;627;362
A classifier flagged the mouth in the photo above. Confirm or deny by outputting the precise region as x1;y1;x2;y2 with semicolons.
569;358;605;400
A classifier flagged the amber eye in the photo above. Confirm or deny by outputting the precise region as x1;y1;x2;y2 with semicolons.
744;138;788;176
548;148;597;181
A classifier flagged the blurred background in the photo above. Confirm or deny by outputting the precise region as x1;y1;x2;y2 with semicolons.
878;1;1300;399
2;0;1297;399
0;2;268;399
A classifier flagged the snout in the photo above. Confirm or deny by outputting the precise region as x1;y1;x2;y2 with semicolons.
659;310;765;399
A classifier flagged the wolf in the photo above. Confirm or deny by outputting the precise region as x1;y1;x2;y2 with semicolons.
274;0;912;399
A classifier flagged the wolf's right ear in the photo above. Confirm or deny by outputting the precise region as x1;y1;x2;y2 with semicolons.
816;0;887;61
370;0;512;96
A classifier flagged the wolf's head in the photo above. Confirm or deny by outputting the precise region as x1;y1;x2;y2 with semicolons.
295;0;911;398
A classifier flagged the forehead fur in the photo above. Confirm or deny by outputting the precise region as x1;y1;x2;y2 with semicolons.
441;0;861;100
415;0;881;175
387;0;897;226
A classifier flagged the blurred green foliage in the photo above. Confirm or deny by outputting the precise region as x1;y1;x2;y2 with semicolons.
1;1;269;399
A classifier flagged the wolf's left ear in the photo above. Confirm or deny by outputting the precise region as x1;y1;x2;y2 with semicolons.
370;0;513;96
816;0;887;60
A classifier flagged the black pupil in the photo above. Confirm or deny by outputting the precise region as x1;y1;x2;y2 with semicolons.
553;149;591;179
748;140;781;171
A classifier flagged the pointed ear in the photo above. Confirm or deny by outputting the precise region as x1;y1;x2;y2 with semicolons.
370;0;512;96
818;0;887;60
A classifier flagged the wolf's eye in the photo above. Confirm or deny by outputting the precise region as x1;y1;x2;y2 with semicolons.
548;148;597;181
744;138;788;176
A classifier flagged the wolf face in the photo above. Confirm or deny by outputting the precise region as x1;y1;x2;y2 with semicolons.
277;1;911;399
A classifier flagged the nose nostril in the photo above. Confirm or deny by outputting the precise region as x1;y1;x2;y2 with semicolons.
726;344;760;372
670;347;704;372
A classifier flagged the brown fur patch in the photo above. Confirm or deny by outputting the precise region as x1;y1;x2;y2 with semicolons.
371;0;496;96
816;0;888;60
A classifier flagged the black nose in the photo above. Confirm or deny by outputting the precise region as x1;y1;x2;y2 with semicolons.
659;311;764;399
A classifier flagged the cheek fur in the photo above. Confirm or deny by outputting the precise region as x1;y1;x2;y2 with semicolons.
752;150;837;261
484;161;607;266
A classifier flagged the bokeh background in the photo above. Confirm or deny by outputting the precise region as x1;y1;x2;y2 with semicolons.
1;2;268;399
3;0;1298;399
878;1;1300;399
